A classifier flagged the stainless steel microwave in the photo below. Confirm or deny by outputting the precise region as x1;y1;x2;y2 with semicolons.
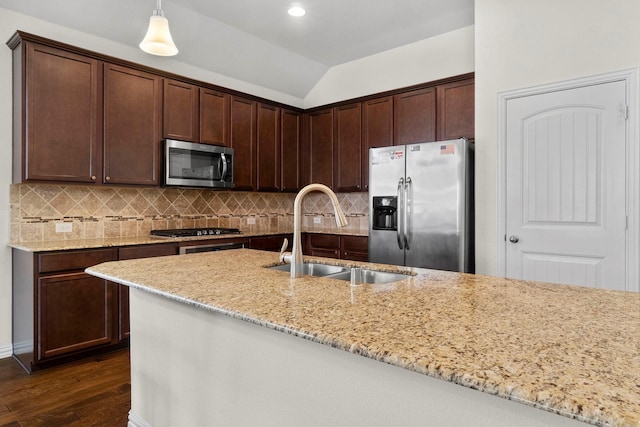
164;139;234;188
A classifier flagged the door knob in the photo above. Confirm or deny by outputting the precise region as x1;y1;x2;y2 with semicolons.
509;235;520;243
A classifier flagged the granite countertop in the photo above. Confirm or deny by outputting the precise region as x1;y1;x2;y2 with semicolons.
8;228;367;253
86;249;640;427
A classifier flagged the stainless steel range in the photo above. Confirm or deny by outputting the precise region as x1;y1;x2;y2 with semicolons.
150;227;242;238
151;227;245;254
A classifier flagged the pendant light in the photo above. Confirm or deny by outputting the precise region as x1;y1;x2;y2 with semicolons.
139;0;179;56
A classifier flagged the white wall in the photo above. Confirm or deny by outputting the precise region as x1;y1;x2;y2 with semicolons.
304;26;475;108
474;0;640;276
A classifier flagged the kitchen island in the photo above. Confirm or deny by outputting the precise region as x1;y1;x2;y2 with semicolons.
86;249;640;427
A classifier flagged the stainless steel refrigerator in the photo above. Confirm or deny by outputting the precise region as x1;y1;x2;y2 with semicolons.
368;138;474;272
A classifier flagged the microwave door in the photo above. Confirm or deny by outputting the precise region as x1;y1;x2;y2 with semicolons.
164;139;234;188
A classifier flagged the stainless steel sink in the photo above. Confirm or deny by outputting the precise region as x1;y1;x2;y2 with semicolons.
327;268;411;284
269;262;349;277
268;262;410;284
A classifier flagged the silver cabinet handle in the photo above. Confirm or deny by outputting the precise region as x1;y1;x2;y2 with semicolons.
509;235;520;243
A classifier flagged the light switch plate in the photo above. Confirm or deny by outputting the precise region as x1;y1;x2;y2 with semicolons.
247;217;256;225
313;216;322;224
55;222;73;233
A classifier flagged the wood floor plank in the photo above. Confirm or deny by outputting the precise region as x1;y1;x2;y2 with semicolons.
0;350;130;427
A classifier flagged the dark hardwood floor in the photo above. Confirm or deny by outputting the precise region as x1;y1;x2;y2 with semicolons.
0;350;130;427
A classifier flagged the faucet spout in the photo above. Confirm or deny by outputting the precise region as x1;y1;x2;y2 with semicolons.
282;184;348;278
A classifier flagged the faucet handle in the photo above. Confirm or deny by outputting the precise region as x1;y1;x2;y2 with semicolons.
279;238;289;263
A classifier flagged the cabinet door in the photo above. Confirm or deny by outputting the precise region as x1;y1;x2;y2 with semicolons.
256;103;281;192
362;96;393;191
341;235;369;261
24;42;100;183
230;96;257;191
103;64;162;185
308;109;334;188
394;88;436;145
164;79;199;141
37;273;117;361
281;109;301;192
437;78;475;140
200;88;230;146
334;103;362;192
306;234;341;258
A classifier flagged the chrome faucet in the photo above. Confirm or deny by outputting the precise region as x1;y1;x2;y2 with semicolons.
280;184;348;278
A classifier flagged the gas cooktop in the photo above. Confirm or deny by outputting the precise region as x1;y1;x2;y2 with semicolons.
150;227;242;238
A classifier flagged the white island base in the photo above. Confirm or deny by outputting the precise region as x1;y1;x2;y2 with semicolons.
127;289;586;427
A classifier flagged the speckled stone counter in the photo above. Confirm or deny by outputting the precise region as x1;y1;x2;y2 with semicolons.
86;249;640;427
8;228;367;252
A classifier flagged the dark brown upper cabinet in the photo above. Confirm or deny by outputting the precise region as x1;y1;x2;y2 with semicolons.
394;87;437;145
200;88;230;146
10;32;473;193
230;96;257;191
307;108;334;188
281;109;301;192
103;64;162;186
17;41;101;183
256;103;281;192
362;96;394;191
437;78;475;141
163;81;232;147
334;103;362;192
163;79;199;142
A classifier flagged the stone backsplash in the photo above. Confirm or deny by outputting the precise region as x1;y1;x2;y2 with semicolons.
9;184;369;243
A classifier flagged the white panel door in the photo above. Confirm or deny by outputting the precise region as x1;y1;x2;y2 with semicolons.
505;81;627;290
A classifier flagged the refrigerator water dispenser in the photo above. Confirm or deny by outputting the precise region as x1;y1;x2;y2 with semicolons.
372;197;397;230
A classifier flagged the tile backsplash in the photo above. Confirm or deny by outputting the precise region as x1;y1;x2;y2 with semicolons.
10;184;369;243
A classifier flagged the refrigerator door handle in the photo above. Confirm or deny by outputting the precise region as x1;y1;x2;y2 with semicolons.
397;177;405;250
404;177;412;250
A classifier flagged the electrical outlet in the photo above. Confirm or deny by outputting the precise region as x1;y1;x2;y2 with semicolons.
247;217;256;225
55;222;73;233
313;216;322;224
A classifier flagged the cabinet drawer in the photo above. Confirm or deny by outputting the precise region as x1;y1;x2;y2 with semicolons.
308;234;340;250
38;248;117;274
119;243;177;260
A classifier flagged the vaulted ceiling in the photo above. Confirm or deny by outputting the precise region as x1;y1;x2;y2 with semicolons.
0;0;474;99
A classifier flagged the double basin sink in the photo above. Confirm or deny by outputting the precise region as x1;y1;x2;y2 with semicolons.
269;262;412;285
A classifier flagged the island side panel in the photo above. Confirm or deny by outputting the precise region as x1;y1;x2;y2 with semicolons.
127;289;588;427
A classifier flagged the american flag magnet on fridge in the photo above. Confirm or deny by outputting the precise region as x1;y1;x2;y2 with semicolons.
440;144;455;155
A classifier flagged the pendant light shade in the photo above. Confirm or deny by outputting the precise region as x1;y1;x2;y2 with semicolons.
139;0;178;56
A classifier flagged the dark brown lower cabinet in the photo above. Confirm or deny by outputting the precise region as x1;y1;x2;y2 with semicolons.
12;243;178;373
12;247;120;373
38;273;117;360
249;234;293;252
340;235;369;262
303;234;368;261
304;233;341;258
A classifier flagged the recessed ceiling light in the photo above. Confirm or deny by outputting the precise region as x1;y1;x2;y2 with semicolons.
288;6;306;17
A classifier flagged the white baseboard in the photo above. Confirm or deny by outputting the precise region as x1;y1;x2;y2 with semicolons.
0;344;12;359
128;410;151;427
